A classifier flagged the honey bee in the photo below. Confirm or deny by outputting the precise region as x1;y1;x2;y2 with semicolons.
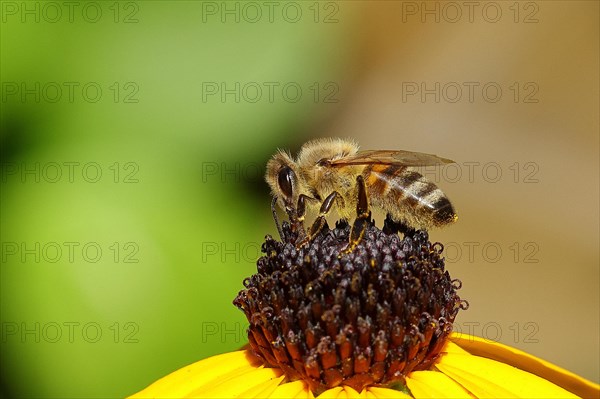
265;137;457;250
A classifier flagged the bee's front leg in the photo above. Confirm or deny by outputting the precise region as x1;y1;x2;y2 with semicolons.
340;175;370;256
284;194;316;245
295;191;340;248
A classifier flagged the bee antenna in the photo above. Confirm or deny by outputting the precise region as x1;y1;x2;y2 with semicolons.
271;196;284;241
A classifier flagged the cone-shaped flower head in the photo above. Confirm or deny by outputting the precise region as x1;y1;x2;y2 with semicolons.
234;218;467;394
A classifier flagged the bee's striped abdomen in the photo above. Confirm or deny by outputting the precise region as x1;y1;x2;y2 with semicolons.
364;164;402;197
363;164;457;229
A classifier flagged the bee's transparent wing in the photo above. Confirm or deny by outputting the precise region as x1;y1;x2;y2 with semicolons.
329;150;454;166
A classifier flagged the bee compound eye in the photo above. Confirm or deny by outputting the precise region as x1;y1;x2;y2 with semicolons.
277;166;295;199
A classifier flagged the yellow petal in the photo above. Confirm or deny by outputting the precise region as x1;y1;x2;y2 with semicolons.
318;387;344;399
342;386;366;398
437;352;579;398
364;390;378;399
129;351;265;398
407;370;473;398
451;333;600;398
366;387;413;398
268;380;310;399
235;374;286;398
443;341;471;355
336;387;349;399
293;383;315;399
191;366;283;397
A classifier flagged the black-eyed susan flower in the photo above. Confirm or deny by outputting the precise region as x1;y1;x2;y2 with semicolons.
130;218;599;399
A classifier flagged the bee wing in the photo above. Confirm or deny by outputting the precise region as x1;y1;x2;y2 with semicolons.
329;150;455;166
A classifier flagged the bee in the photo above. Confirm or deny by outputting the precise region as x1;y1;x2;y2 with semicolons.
265;137;457;250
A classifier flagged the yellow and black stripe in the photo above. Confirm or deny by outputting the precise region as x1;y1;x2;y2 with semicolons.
363;164;456;227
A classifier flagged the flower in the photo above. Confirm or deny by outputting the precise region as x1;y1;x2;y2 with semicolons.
234;218;464;394
129;218;599;399
128;334;598;398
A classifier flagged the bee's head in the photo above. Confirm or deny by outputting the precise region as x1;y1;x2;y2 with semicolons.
265;150;300;211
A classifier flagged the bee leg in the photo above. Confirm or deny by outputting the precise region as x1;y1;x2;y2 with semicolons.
271;196;285;241
284;202;305;243
382;214;415;236
309;192;338;236
398;223;416;237
296;194;316;223
382;214;398;235
295;191;339;248
286;203;305;246
340;176;370;256
289;194;316;243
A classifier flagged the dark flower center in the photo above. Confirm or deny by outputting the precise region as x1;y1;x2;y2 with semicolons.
233;217;466;394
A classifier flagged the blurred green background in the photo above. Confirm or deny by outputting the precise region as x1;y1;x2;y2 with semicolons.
1;1;598;398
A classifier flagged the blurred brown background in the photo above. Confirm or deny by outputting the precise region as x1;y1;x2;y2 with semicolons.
319;1;599;383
